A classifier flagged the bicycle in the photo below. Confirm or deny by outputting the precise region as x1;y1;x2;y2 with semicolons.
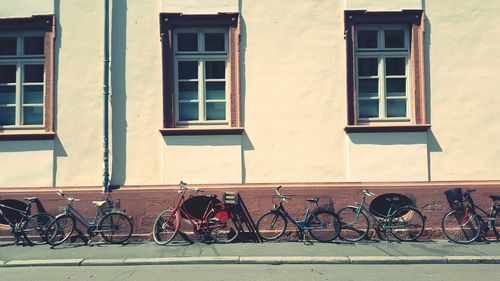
337;189;426;242
0;196;54;246
44;190;133;245
441;188;500;244
153;181;240;245
255;186;340;242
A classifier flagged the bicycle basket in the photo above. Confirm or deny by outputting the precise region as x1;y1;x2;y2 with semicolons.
444;188;464;210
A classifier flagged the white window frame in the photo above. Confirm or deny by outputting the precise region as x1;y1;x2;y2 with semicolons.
355;25;411;123
0;31;45;129
173;28;230;127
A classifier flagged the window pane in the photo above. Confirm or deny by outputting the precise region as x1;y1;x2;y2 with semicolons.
177;33;198;52
0;37;17;55
385;58;405;76
206;102;226;120
386;78;406;96
205;61;225;79
205;33;225;51
0;107;15;125
357;30;378;48
387;99;407;117
178;61;198;80
0;65;16;83
206;82;225;100
23;106;43;125
178;82;198;101
24;36;45;55
358;58;378;77
385;30;405;48
23;85;44;104
0;86;15;105
358;79;378;97
24;64;44;83
359;100;379;118
179;102;199;121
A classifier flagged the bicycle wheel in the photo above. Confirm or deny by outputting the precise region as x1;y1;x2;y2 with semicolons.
493;209;500;240
442;209;481;244
98;212;133;244
256;210;287;241
153;208;180;245
209;209;240;243
337;206;370;242
307;209;340;242
390;207;425;242
21;213;55;245
45;215;76;246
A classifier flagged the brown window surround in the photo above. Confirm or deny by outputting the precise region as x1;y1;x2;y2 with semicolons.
0;15;56;141
344;10;430;133
159;13;243;136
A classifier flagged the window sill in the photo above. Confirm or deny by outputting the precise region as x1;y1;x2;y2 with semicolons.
0;132;56;141
160;127;244;136
344;124;431;133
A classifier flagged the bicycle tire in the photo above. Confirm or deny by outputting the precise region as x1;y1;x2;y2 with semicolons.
337;206;370;242
442;209;481;244
153;208;180;245
98;212;133;244
45;214;76;246
209;209;240;243
21;213;55;245
307;209;341;242
493;209;500;240
256;210;287;241
390;206;425;242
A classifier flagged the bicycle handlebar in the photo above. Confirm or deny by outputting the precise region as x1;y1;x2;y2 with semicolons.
274;186;291;202
178;181;204;193
362;189;375;197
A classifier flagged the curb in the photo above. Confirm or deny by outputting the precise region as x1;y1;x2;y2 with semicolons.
1;256;500;267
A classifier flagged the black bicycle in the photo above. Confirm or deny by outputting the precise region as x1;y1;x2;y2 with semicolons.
0;196;54;246
256;186;340;242
338;189;426;242
441;188;500;244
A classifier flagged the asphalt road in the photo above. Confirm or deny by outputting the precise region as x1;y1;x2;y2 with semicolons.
1;264;499;281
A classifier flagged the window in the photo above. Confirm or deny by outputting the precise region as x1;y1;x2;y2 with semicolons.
160;13;242;135
345;11;429;132
0;15;55;139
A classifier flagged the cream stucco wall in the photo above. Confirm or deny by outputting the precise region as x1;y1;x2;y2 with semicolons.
1;0;499;188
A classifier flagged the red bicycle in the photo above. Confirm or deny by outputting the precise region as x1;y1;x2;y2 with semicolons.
153;181;240;245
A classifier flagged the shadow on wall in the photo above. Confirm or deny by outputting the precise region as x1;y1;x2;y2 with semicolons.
110;0;128;186
163;135;242;146
348;132;428;146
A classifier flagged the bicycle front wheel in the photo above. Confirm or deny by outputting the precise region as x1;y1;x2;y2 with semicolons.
98;212;133;244
45;215;76;246
442;209;481;244
153;208;180;245
21;213;55;245
307;209;340;242
256;211;287;241
390;207;425;242
337;207;370;242
209;209;240;243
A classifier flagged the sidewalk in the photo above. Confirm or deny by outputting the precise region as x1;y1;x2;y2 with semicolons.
1;240;500;267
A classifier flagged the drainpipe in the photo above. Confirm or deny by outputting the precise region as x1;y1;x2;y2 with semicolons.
103;0;110;193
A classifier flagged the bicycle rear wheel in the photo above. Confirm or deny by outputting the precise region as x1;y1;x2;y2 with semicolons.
21;213;55;245
209;209;240;243
307;209;340;242
390;207;425;242
153;208;180;245
442;209;481;244
337;206;370;242
45;215;76;246
98;212;133;244
256;211;287;241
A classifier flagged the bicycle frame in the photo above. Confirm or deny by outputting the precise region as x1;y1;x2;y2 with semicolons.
62;201;109;234
463;192;498;231
0;203;31;227
273;202;318;231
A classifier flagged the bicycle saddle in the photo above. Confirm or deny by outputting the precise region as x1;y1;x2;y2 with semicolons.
386;196;400;202
23;197;38;202
306;197;319;203
92;201;107;207
490;195;500;201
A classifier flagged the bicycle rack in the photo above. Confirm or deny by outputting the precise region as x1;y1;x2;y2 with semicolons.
223;192;261;243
